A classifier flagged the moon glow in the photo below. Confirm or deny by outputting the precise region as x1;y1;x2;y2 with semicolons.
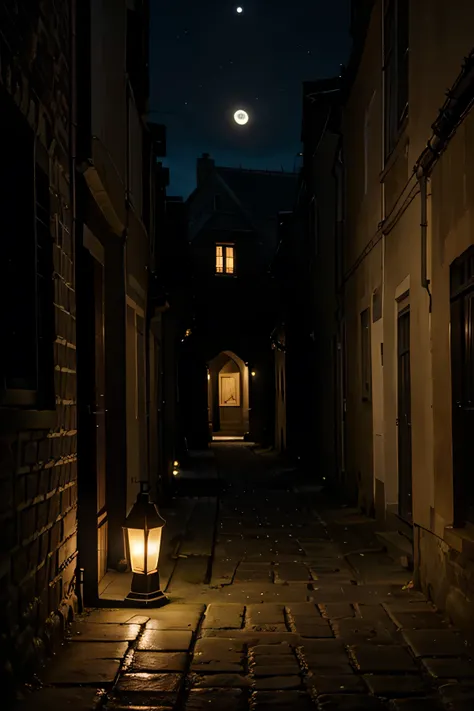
234;109;249;125
236;6;243;13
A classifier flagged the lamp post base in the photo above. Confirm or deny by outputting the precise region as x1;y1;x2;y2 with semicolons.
124;589;169;608
124;571;169;607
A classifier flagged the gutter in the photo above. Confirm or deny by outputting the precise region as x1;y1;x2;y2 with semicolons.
414;48;474;313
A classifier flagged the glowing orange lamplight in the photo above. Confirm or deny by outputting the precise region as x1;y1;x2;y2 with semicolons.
123;482;168;607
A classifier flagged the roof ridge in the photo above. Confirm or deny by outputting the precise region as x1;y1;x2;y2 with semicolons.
216;166;298;177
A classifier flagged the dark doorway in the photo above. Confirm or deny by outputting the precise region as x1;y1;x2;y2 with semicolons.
77;243;108;603
450;246;474;525
397;304;412;521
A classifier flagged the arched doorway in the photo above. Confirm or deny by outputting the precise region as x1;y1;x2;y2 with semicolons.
208;350;249;440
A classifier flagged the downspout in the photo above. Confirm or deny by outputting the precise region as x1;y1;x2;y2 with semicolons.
417;167;432;313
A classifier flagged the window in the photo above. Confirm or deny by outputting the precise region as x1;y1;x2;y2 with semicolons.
1;95;55;408
383;0;409;157
360;308;371;401
215;244;235;275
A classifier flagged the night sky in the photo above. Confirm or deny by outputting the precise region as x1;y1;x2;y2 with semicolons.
149;1;352;198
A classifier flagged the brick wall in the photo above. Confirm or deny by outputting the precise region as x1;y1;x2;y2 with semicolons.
0;1;78;697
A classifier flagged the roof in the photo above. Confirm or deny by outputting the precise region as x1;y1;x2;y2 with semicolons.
215;167;299;223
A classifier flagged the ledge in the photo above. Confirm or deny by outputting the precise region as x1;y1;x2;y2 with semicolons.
0;408;56;432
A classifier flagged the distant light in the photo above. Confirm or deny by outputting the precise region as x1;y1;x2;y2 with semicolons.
251;371;256;377
236;6;243;13
172;469;179;477
173;460;179;467
234;109;249;125
207;373;211;381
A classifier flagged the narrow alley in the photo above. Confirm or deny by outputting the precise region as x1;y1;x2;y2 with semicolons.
19;445;474;711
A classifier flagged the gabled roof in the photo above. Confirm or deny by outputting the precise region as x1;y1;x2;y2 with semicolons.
187;161;299;244
215;167;299;224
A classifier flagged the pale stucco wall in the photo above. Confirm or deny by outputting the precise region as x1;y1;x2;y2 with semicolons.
343;0;474;626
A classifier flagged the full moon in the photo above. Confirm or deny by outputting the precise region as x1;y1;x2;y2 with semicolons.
236;6;243;13
234;109;249;125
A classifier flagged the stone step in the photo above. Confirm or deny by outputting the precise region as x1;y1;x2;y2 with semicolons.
375;530;413;570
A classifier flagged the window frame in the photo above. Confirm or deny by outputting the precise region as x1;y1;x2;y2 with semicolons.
215;242;235;275
383;0;409;159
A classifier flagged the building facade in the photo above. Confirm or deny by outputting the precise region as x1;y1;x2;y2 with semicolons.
342;0;474;628
0;0;169;691
184;154;298;447
271;81;341;474
0;0;78;695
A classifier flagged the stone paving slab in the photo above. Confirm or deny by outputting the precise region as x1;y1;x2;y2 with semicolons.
421;656;474;678
131;652;188;673
137;630;193;652
253;675;302;690
302;657;355;675
291;621;334;638
185;689;246;710
305;674;365;694
201;630;300;645
191;660;244;674
250;690;316;710
82;610;149;624
116;672;183;693
332;619;397;645
190;673;250;688
59;640;129;659
362;674;428;697
388;699;445;711
317;693;387;709
349;644;418;673
18;688;104;711
145;605;204;631
319;603;356;619
106;690;176;709
43;657;122;685
69;622;141;642
401;628;471;657
202;604;244;629
194;637;246;656
386;610;450;630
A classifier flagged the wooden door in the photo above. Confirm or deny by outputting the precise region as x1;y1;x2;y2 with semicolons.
397;306;412;521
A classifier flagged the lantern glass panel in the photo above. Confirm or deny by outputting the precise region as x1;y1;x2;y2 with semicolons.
146;527;162;574
127;527;162;574
128;528;146;573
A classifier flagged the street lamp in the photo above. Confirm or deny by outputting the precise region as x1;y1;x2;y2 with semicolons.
123;482;168;607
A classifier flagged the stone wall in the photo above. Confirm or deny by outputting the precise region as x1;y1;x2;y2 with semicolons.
0;0;77;698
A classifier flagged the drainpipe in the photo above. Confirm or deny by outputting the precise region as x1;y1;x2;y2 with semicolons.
417;167;432;313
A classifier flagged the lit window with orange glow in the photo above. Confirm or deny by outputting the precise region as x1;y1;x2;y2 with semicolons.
225;246;234;273
216;245;224;273
216;244;235;275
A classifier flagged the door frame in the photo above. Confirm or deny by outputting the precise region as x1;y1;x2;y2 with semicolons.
396;297;413;522
77;229;107;605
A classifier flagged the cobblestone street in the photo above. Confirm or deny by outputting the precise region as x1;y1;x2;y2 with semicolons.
20;445;474;710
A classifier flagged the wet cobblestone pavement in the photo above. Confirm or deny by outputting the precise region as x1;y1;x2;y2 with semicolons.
19;445;474;710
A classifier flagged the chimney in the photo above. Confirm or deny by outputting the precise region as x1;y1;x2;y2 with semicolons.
197;152;215;187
